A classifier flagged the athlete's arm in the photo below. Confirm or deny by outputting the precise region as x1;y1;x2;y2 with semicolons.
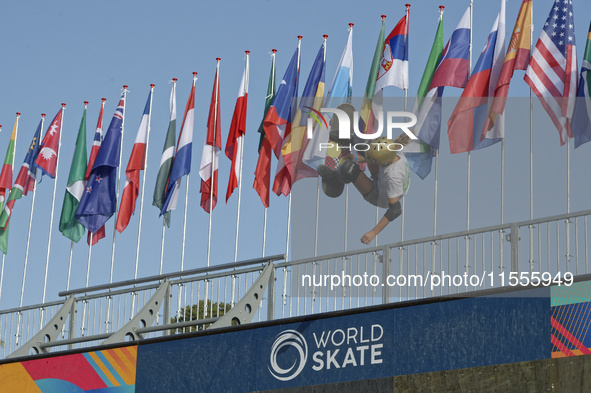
361;196;400;245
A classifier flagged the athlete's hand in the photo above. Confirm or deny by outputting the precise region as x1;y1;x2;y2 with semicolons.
361;230;376;245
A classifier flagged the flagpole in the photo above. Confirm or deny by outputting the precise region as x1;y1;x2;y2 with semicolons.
401;5;410;245
262;51;277;260
40;104;66;327
109;86;128;284
65;101;88;292
159;79;176;275
234;52;249;263
206;60;220;268
464;0;473;284
434;5;444;241
285;37;302;263
181;73;196;273
315;35;327;257
83;98;105;292
105;87;127;333
132;84;155;281
343;23;353;253
18;112;40;309
529;2;534;273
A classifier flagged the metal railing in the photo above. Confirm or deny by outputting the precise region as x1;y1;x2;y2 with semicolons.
1;209;590;359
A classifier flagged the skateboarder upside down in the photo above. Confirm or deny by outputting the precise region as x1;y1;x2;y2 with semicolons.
317;105;411;245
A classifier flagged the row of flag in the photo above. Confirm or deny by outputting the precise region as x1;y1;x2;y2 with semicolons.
0;0;589;254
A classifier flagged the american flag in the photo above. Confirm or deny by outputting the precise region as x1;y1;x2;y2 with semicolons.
525;0;578;145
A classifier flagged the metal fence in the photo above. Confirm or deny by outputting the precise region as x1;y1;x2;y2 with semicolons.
1;209;590;359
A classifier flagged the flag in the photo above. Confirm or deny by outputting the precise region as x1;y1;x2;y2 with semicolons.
59;105;88;242
86;99;106;246
485;0;532;132
0;119;43;230
200;60;222;213
75;90;126;233
116;88;152;233
411;6;470;173
303;26;353;170
35;106;64;178
253;51;277;208
153;81;176;226
448;0;506;154
0;116;19;253
375;8;409;92
263;45;300;158
226;53;249;202
161;75;195;217
572;22;591;148
274;39;325;195
405;10;444;179
525;0;578;146
359;17;386;136
0;118;18;207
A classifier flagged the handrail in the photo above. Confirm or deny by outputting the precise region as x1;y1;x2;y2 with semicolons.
60;253;284;296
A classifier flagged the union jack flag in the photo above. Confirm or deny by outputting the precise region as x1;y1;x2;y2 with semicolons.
525;0;578;145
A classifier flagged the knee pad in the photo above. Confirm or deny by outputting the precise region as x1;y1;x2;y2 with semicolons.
321;176;345;198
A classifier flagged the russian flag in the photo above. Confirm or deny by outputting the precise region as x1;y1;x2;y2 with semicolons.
264;45;300;159
375;11;409;91
414;6;471;152
448;0;506;154
430;7;471;90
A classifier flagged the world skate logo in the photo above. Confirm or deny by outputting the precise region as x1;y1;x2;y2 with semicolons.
268;329;309;381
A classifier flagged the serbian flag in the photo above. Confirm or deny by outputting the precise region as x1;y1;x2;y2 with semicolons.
375;7;409;92
35;105;64;178
484;0;532;133
76;90;126;233
200;60;222;213
116;87;153;233
226;52;249;202
448;0;506;154
87;99;106;246
414;6;471;151
263;44;300;159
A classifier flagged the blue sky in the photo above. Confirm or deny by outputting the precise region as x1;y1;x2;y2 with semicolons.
0;0;590;309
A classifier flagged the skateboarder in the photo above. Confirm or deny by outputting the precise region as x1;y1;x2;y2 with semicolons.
317;105;410;244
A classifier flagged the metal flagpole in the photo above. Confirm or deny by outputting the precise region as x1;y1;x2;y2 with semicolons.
315;35;327;257
133;84;155;280
84;98;105;291
464;0;473;284
262;50;276;260
529;2;534;273
19;112;36;310
207;60;221;268
159;78;176;276
181;73;197;272
400;4;410;244
41;104;65;323
66;102;89;292
106;86;127;334
109;86;128;284
343;24;353;253
286;37;302;263
234;52;249;263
